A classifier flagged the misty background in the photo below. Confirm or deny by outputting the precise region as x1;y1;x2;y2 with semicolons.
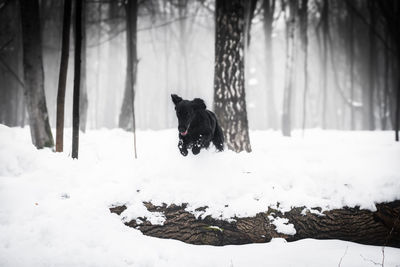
0;0;399;134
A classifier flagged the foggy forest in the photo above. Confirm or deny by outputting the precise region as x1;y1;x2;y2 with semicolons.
1;0;399;149
0;0;399;266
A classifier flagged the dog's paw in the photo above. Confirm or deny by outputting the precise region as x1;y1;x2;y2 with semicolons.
192;146;200;155
180;148;188;156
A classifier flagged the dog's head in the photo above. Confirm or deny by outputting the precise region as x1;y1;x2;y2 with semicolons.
171;94;206;136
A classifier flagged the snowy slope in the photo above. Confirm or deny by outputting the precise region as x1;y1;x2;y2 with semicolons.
0;125;399;266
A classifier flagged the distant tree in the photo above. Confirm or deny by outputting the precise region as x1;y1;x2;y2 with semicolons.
104;0;123;128
213;0;252;153
320;0;329;129
347;6;356;130
300;0;308;133
377;0;400;141
56;0;72;152
367;0;376;130
19;0;54;149
0;0;24;127
119;0;138;158
72;0;83;159
40;0;63;127
281;0;296;137
177;0;189;95
244;0;258;48
382;27;390;130
263;0;278;130
79;0;88;133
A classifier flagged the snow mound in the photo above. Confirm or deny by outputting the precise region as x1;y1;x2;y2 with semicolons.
1;125;400;266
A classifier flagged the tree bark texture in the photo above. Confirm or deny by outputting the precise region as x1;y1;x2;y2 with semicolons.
56;0;72;152
213;0;251;153
72;0;82;159
110;201;400;247
19;0;54;149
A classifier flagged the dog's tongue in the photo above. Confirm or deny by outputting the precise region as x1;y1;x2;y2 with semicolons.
180;130;188;136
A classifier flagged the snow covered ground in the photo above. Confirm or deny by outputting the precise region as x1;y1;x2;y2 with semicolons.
0;124;399;266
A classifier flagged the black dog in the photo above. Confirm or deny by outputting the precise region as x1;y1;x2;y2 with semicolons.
171;94;224;156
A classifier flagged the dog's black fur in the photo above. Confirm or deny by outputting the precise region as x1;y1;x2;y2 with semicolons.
171;94;224;156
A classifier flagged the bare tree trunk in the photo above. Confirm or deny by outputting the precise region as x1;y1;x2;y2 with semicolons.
263;0;277;130
396;52;400;141
19;0;54;149
178;0;189;95
213;0;251;152
321;0;328;129
93;1;102;129
79;0;88;133
56;0;72;152
104;0;119;129
376;0;400;140
348;8;355;130
0;0;24;127
382;28;390;130
367;0;376;130
282;1;296;137
119;0;138;157
72;0;82;159
110;201;400;247
40;0;63;128
300;0;308;134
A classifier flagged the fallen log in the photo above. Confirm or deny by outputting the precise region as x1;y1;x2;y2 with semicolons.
110;200;400;247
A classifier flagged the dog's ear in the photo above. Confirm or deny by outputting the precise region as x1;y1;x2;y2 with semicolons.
171;94;183;106
191;98;206;110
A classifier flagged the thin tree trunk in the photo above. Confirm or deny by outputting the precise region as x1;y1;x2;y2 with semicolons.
56;0;72;152
396;51;400;141
382;28;390;130
79;0;88;133
178;0;189;96
19;0;54;149
104;0;119;129
301;0;308;134
119;0;138;157
282;1;296;137
94;1;102;129
72;0;82;159
368;0;376;130
164;3;170;129
213;0;251;152
348;9;355;130
321;0;328;129
263;0;277;130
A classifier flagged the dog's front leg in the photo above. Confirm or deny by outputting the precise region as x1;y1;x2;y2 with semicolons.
192;133;210;155
199;133;212;148
178;139;188;156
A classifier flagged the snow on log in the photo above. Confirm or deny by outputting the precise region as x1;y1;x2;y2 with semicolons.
110;201;400;247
